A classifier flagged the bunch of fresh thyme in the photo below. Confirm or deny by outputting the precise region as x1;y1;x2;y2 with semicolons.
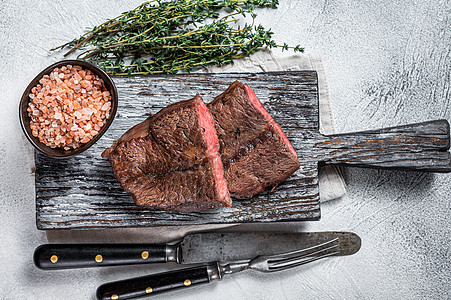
53;0;303;75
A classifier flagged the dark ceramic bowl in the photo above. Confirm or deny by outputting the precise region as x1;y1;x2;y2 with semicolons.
19;60;118;158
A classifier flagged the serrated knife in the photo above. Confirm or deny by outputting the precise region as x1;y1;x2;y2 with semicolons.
34;231;361;270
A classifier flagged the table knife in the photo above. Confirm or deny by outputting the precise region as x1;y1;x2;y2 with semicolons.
34;231;360;270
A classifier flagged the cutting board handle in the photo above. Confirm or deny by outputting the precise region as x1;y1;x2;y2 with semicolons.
318;119;451;172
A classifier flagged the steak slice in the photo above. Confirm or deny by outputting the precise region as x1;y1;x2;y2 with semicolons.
102;95;231;212
207;81;300;199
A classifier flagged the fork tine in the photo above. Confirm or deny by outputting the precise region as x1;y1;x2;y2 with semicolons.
263;238;340;272
268;249;340;272
269;244;339;266
267;238;339;263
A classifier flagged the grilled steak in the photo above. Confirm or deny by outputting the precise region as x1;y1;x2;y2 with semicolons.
102;95;231;212
207;81;300;198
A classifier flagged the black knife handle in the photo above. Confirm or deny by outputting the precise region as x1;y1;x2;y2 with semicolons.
96;265;213;300
33;244;168;270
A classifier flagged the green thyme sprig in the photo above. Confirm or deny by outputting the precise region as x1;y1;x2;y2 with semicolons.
52;0;303;75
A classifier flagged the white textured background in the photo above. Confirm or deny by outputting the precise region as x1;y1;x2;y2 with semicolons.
0;0;450;299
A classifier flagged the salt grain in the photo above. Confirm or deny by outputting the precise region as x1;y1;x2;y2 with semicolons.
73;111;82;119
101;102;111;111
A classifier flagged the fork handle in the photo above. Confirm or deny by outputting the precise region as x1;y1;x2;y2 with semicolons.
97;264;219;300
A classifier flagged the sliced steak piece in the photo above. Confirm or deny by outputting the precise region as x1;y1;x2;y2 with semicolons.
102;95;231;212
207;81;300;199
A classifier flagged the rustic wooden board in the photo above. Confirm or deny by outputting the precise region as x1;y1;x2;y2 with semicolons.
36;71;321;229
35;71;451;230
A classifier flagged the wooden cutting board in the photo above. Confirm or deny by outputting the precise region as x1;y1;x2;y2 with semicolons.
35;71;451;230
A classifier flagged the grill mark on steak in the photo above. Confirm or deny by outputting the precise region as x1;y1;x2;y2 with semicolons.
207;81;300;199
103;95;231;212
222;125;274;169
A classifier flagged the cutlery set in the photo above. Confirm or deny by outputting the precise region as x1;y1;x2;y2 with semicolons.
34;231;361;299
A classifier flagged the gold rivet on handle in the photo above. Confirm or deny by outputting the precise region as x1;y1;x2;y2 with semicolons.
50;255;58;263
111;294;118;300
141;251;149;259
184;279;192;286
95;254;103;262
145;287;153;294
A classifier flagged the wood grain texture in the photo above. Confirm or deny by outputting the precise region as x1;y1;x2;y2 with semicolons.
320;120;451;171
35;71;451;230
36;71;321;230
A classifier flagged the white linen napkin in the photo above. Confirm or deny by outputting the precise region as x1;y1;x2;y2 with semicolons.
46;50;346;242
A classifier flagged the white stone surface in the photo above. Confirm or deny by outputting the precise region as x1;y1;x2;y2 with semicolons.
0;1;450;299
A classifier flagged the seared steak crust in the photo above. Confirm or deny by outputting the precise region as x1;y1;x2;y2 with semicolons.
103;95;231;212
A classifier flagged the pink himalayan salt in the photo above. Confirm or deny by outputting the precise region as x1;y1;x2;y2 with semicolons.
101;102;111;111
27;64;112;149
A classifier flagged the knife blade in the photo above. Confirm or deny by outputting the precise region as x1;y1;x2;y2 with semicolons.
34;231;360;270
181;231;360;263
